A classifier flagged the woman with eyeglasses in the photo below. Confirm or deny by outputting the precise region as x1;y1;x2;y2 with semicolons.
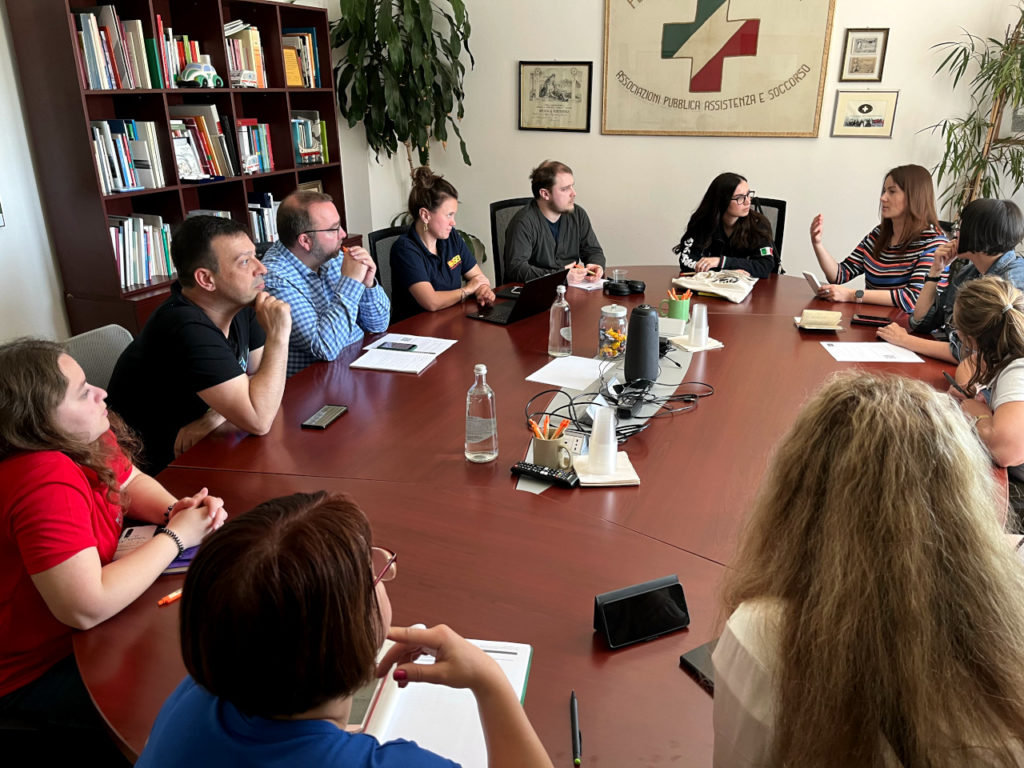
950;276;1024;525
137;491;553;768
810;164;948;311
877;199;1024;363
715;371;1024;766
390;167;495;322
674;172;777;278
0;338;226;762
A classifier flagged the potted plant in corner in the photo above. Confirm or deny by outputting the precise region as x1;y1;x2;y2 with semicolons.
330;0;486;258
929;5;1024;216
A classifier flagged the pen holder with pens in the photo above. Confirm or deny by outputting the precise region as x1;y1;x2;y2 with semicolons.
532;436;572;470
659;296;690;322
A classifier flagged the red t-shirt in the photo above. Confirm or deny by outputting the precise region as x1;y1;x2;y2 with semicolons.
0;432;131;696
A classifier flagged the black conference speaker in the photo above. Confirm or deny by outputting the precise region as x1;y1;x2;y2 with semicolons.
624;304;659;385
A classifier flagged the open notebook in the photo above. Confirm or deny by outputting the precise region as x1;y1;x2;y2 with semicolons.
351;638;533;768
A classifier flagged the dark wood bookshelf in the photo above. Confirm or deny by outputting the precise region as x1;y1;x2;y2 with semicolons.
5;0;348;335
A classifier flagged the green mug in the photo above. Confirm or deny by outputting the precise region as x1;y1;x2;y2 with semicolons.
659;297;690;321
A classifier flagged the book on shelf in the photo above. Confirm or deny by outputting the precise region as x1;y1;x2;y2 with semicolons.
187;209;232;218
225;23;267;88
283;46;304;87
247;191;280;244
108;214;173;289
170;119;210;181
281;27;320;87
167;105;236;177
290;110;323;165
235;118;274;174
75;6;168;91
90;119;166;194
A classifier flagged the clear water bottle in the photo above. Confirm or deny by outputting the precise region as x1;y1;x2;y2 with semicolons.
465;363;498;463
548;285;572;357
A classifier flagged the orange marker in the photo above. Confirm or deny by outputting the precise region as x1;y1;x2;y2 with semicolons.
543;414;550;438
552;419;571;439
158;588;183;607
528;419;544;439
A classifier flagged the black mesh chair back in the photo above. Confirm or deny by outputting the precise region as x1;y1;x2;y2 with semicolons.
367;225;406;298
754;197;787;274
489;197;532;285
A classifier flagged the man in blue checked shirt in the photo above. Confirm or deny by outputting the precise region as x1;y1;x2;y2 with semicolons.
262;191;391;376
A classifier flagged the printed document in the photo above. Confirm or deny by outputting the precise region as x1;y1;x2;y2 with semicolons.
820;342;924;363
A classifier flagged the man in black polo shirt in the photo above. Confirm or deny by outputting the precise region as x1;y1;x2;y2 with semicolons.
108;216;292;474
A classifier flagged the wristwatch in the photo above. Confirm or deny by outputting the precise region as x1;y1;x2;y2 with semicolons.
855;289;864;303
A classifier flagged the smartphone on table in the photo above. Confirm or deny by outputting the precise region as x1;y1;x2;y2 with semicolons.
378;341;417;351
679;638;718;695
851;314;893;327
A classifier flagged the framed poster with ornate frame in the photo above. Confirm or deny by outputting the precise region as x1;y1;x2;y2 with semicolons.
839;28;888;82
519;61;593;132
603;0;836;137
830;90;898;138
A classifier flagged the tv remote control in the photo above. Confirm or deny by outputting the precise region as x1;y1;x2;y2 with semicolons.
511;461;580;488
301;404;348;429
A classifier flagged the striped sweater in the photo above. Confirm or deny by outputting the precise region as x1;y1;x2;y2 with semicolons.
835;225;948;312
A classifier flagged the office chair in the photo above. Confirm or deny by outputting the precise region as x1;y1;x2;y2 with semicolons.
754;197;787;274
63;324;133;389
366;225;406;298
489;197;532;286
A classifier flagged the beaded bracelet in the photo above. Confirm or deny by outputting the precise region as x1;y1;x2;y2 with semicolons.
156;527;185;558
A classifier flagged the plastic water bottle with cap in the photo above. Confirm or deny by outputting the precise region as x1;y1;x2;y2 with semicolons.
465;364;498;462
548;285;572;357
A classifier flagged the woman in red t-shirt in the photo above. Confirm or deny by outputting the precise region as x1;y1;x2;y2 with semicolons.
0;338;227;757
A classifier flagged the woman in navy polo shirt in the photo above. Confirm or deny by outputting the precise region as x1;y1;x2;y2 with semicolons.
390;168;495;322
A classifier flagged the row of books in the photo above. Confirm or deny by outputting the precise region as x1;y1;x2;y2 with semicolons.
224;21;267;88
109;214;174;290
291;110;328;165
91;119;164;194
248;192;282;244
74;6;209;90
169;104;237;179
282;27;321;88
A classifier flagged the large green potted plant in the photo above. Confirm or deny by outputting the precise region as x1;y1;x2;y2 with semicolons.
929;6;1024;215
330;0;474;169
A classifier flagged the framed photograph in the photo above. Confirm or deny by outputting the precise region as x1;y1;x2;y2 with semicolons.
518;61;593;132
297;179;324;193
603;0;836;137
830;90;899;138
839;28;888;82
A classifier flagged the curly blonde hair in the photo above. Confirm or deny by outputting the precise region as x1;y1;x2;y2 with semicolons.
723;371;1024;766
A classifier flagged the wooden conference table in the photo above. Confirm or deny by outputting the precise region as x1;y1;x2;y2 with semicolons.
75;267;949;765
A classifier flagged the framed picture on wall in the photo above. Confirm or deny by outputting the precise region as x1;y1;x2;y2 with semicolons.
518;61;593;132
297;179;324;193
831;90;899;137
839;28;888;82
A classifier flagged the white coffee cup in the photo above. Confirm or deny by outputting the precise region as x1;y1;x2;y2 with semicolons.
689;304;709;347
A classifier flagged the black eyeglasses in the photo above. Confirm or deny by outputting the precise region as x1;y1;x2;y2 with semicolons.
372;546;397;587
305;224;344;236
730;191;755;204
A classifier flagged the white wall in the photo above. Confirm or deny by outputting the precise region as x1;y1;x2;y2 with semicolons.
0;2;69;341
390;0;1023;282
2;0;1020;342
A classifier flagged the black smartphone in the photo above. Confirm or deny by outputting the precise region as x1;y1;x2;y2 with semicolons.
378;341;417;351
943;370;971;398
679;638;718;695
851;313;893;327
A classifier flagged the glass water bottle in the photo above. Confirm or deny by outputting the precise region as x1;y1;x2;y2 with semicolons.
465;364;498;463
548;285;572;357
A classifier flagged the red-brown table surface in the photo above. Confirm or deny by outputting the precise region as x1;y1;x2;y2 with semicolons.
74;471;725;765
77;271;952;764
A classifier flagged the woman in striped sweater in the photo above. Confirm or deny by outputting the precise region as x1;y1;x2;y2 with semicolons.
809;164;948;311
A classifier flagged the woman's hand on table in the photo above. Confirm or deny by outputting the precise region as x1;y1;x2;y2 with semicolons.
695;257;721;272
876;322;909;346
817;284;853;303
166;488;227;549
